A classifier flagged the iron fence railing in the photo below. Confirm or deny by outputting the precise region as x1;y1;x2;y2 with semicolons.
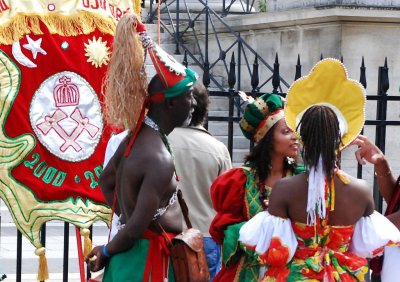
146;0;290;92
222;0;257;15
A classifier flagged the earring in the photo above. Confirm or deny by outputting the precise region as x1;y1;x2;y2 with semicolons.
286;157;295;165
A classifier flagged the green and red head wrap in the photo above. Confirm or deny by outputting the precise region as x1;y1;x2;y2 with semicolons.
239;93;285;143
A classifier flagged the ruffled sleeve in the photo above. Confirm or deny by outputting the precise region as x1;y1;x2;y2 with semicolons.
350;211;400;258
209;168;247;244
239;211;297;265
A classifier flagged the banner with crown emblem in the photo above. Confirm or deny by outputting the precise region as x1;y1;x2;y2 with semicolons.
0;0;140;275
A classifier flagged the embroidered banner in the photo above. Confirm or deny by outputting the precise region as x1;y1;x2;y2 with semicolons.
0;0;139;257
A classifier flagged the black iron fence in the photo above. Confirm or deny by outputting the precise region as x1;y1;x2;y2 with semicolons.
146;0;290;92
222;0;259;15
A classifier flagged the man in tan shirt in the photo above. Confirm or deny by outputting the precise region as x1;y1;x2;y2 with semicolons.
169;83;232;281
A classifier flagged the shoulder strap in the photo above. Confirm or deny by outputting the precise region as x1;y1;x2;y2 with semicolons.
177;189;192;229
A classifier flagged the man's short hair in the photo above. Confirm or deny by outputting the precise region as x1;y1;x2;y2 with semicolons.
148;74;166;96
190;83;210;126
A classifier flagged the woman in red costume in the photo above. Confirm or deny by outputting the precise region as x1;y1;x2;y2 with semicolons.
209;92;302;281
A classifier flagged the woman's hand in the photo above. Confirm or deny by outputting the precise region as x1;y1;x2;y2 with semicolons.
352;135;385;165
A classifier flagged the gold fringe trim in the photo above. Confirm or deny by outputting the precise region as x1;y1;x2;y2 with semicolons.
80;228;92;258
233;257;245;282
133;0;142;15
35;247;49;281
0;11;116;45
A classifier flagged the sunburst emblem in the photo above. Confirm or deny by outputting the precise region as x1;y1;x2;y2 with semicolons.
84;37;110;68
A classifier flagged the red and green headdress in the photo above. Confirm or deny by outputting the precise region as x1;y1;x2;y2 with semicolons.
136;21;198;99
122;17;198;156
239;92;285;143
148;44;198;98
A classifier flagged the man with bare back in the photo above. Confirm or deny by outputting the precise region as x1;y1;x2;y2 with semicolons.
85;14;198;282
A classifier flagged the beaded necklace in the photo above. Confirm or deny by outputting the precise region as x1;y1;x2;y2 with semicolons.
144;116;172;153
257;181;272;210
257;169;287;210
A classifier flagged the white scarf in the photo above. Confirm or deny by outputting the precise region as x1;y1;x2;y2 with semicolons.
307;155;326;225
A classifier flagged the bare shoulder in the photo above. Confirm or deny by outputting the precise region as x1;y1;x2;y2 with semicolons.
274;173;307;192
336;171;375;215
335;170;375;217
337;170;371;194
268;174;305;218
126;129;175;184
271;174;308;206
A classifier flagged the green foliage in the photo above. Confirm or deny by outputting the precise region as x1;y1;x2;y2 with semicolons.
258;0;267;12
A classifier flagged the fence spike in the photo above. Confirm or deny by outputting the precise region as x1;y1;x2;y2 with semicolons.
295;54;302;81
359;56;367;89
381;57;389;93
272;53;280;93
251;55;259;93
228;52;236;89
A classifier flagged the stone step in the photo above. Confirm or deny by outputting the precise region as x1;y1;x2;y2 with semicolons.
160;13;207;22
143;52;202;68
143;25;177;44
209;96;229;111
213;135;249;150
208;121;242;136
173;53;203;65
208;110;229;117
232;148;249;164
151;42;177;54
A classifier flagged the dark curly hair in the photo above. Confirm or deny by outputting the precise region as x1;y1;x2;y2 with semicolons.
245;121;297;183
189;83;210;126
297;105;342;182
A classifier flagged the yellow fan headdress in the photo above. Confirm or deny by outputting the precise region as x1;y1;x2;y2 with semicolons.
285;58;366;150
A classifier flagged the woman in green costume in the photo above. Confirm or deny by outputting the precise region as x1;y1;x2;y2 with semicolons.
209;93;303;281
